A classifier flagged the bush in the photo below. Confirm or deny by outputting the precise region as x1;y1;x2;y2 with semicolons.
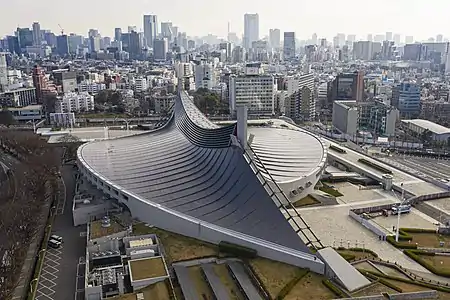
218;241;257;259
319;185;343;197
400;228;437;234
344;247;379;258
276;269;309;299
386;235;417;249
329;145;346;154
358;158;393;174
379;278;403;292
404;250;450;277
338;252;356;261
362;269;450;293
322;279;347;298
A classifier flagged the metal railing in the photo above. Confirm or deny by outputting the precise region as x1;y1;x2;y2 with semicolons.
243;144;324;250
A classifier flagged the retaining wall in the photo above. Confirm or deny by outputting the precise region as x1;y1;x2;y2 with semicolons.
349;210;387;239
338;290;438;300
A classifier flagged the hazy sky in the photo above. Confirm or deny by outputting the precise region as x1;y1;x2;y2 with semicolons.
1;0;449;40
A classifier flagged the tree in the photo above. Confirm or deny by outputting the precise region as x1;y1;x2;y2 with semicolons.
0;109;16;126
42;94;58;114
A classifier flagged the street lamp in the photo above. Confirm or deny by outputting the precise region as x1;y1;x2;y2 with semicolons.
26;119;37;133
119;118;130;134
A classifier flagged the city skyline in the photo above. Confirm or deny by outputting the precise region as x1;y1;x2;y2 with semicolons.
1;0;449;40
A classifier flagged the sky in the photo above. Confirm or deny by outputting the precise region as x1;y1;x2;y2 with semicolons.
1;0;449;41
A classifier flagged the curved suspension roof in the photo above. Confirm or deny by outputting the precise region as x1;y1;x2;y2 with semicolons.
78;92;310;252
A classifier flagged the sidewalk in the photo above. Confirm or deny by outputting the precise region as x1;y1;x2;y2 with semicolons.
11;177;64;300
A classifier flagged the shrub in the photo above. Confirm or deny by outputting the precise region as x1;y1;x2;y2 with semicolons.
379;278;403;292
358;158;393;174
404;250;450;278
275;269;309;299
218;241;257;258
329;145;346;154
338;252;356;261
322;279;347;298
386;235;417;249
400;228;437;234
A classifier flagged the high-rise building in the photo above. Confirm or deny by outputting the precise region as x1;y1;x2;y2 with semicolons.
88;29;99;38
391;82;421;117
32;22;42;46
283;32;296;60
437;34;444;43
312;33;318;45
89;36;101;53
128;30;141;59
403;44;423;61
385;32;393;41
0;53;7;91
143;15;158;47
6;36;20;55
161;22;173;41
68;34;83;54
367;34;373;42
229;63;275;116
405;36;414;44
393;34;401;45
56;35;69;56
32;66;47;104
153;38;168;60
114;28;122;42
347;34;356;43
17;28;33;49
243;13;259;49
269;29;281;49
330;71;364;103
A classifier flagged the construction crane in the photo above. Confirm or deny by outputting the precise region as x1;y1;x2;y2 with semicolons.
58;24;64;35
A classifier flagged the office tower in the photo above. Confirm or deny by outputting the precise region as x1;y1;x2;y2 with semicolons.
32;66;47;104
437;34;443;43
405;36;414;44
347;34;356;43
88;29;99;38
17;28;33;49
283;32;296;60
32;22;42;46
385;32;393;41
0;52;7;90
312;33;318;45
353;41;374;60
229;63;275;116
128;30;141;59
56;35;69;56
269;29;281;49
403;43;423;61
89;36;101;53
330;71;364;103
367;34;373;42
337;33;346;47
128;26;137;33
243;13;259;49
161;22;173;41
143;15;158;47
391;82;421;117
7;36;20;54
44;32;57;48
114;28;122;41
374;35;384;42
153;38;168;60
68;34;83;54
393;34;401;45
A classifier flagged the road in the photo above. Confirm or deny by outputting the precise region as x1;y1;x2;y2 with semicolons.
36;165;86;300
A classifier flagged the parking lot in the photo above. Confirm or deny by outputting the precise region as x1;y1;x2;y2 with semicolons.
35;165;87;300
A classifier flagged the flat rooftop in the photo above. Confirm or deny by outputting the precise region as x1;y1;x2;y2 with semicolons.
89;218;127;240
402;119;450;135
129;257;167;281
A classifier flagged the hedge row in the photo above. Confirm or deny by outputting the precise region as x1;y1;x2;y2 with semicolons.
400;228;437;234
386;235;417;249
329;145;347;154
338;252;356;261
360;269;450;293
378;277;403;292
404;249;450;278
358;158;393;174
275;269;309;299
218;241;257;258
322;279;347;298
336;247;379;258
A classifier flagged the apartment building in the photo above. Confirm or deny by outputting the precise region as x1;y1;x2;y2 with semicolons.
57;92;95;113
